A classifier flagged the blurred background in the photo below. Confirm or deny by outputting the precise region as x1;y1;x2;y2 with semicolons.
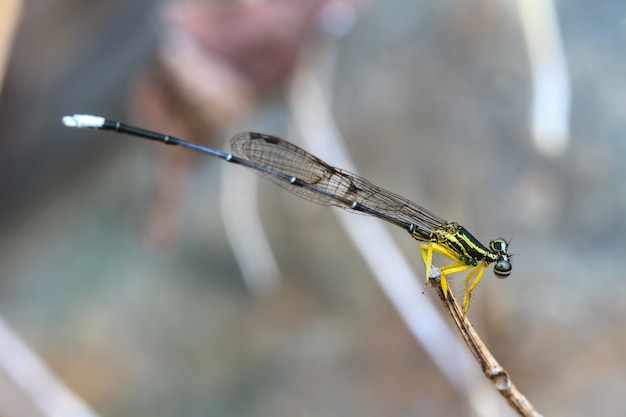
0;0;625;416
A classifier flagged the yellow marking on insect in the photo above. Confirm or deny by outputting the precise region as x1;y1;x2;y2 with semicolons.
415;223;501;313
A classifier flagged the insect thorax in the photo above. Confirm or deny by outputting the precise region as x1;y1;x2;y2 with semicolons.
433;222;496;266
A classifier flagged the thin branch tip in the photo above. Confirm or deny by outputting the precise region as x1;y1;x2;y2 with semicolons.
427;278;540;416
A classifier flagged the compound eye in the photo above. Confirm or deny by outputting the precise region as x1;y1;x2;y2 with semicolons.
490;238;508;253
494;259;512;278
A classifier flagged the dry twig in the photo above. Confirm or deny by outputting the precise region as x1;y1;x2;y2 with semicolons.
428;269;543;417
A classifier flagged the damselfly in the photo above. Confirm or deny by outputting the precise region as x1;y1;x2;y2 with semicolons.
62;114;512;311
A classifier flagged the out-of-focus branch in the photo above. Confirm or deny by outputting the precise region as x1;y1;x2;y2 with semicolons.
0;0;22;96
518;0;570;158
0;316;100;417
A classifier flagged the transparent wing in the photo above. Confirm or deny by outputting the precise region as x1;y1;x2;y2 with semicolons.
231;132;446;233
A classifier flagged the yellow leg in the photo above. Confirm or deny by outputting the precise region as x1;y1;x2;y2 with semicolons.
420;242;473;300
420;242;489;313
461;262;488;312
421;243;447;296
420;243;448;297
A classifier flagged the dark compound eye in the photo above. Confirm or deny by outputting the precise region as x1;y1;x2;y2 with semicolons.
490;237;509;254
489;237;512;278
494;258;512;278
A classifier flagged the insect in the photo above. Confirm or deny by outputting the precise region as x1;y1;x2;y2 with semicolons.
63;114;512;311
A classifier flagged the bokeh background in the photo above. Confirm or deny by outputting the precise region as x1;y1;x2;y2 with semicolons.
1;0;625;416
